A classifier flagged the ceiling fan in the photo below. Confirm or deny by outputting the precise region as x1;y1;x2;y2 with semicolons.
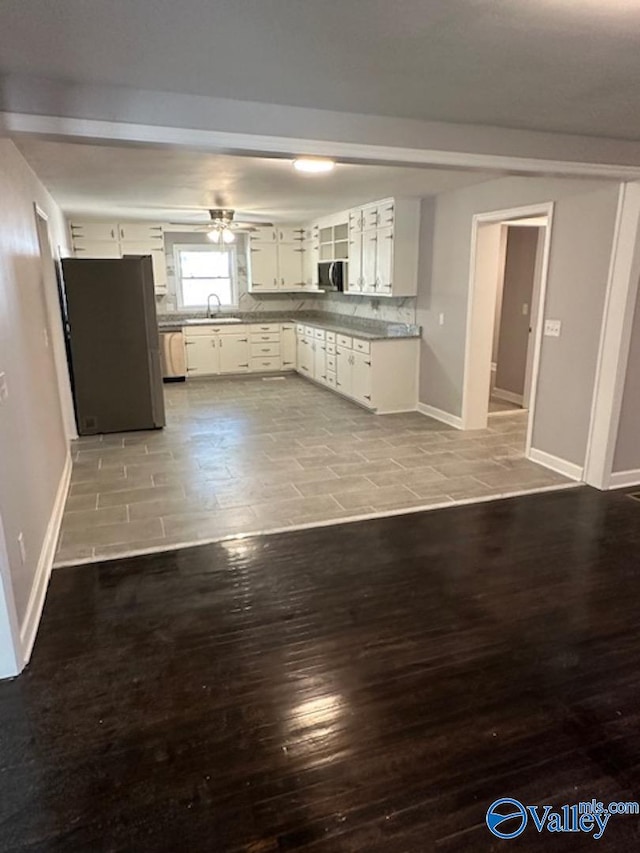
168;208;273;244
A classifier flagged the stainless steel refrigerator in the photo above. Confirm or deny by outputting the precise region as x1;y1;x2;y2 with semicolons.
60;256;166;435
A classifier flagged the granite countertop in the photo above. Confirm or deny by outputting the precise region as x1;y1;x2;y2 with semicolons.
158;312;420;340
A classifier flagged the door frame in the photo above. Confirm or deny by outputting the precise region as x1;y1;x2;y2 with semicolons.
0;513;21;679
461;202;554;459
33;205;77;440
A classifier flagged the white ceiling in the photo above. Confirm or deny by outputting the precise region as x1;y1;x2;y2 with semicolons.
2;0;640;139
14;139;496;222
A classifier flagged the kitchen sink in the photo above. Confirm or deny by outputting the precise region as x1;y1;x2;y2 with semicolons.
183;317;243;325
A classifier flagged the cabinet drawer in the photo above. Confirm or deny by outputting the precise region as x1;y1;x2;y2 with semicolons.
214;324;249;335
326;331;336;344
251;343;280;357
325;342;336;356
251;356;281;372
251;323;280;333
296;324;305;334
326;354;336;372
353;338;371;354
326;371;337;388
304;325;315;336
314;328;326;341
183;325;216;337
251;332;280;343
337;334;352;349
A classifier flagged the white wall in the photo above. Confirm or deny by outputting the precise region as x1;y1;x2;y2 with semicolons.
613;285;640;474
0;138;71;672
417;176;620;467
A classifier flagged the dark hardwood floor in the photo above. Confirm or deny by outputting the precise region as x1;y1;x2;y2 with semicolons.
2;486;640;851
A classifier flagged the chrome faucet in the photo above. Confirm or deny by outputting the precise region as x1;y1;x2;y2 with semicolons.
207;293;222;318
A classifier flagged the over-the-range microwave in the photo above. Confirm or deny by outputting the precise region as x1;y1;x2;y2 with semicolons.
318;261;346;292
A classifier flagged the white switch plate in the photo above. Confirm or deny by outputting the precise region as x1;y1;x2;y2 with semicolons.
522;303;529;316
438;313;445;326
544;319;562;337
0;372;7;403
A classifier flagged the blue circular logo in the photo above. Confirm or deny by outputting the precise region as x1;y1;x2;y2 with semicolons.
486;798;528;839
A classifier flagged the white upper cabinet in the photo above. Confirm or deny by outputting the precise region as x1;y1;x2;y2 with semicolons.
342;198;419;298
250;225;278;244
277;226;304;244
248;224;312;292
278;242;305;289
118;223;163;243
70;222;119;242
72;239;121;258
249;242;279;290
71;221;168;294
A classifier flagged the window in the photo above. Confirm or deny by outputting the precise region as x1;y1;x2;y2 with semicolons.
174;245;237;309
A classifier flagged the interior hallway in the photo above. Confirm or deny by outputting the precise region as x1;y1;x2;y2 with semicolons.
5;486;640;851
55;375;572;566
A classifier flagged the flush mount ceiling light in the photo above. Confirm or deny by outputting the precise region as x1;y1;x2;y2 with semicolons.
293;158;335;174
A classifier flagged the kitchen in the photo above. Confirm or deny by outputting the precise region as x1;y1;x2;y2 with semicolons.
14;140;567;564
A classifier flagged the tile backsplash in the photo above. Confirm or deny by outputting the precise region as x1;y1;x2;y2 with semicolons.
160;231;416;325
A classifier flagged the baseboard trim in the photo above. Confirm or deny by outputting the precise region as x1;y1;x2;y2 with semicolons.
417;402;463;430
609;469;640;489
492;387;524;406
20;451;72;667
529;448;583;482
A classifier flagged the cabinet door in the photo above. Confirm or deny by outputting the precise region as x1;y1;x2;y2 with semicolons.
250;226;278;244
185;335;219;376
302;238;319;287
218;333;250;374
71;222;118;241
249;243;279;290
281;325;296;370
150;249;168;292
119;223;163;243
298;336;313;377
278;242;305;289
73;239;121;258
348;231;363;292
335;346;353;396
352;350;373;407
313;341;327;384
277;227;304;244
362;231;377;292
362;205;379;231
375;226;394;292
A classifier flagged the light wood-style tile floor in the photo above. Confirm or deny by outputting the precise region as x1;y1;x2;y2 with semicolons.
54;375;574;566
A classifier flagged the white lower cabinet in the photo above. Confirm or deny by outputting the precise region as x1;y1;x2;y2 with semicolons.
219;332;250;373
185;335;218;376
297;326;418;413
335;346;353;396
184;320;417;413
281;324;296;370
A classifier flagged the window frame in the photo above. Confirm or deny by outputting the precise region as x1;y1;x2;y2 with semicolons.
173;243;239;311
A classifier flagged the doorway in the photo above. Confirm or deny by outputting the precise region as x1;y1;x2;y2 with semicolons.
489;221;546;415
462;203;553;457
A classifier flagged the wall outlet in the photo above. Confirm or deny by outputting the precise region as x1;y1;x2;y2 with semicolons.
522;303;529;316
0;372;7;403
18;532;26;565
544;319;562;337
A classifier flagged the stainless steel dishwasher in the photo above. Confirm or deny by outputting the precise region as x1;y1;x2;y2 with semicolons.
160;330;186;381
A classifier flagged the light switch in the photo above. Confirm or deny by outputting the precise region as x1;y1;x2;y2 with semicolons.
522;303;529;316
438;313;445;326
544;319;562;337
0;372;7;403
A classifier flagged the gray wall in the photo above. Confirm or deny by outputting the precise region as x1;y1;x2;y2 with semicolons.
159;230;416;324
417;176;620;467
0;140;70;625
495;227;540;398
613;285;640;473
